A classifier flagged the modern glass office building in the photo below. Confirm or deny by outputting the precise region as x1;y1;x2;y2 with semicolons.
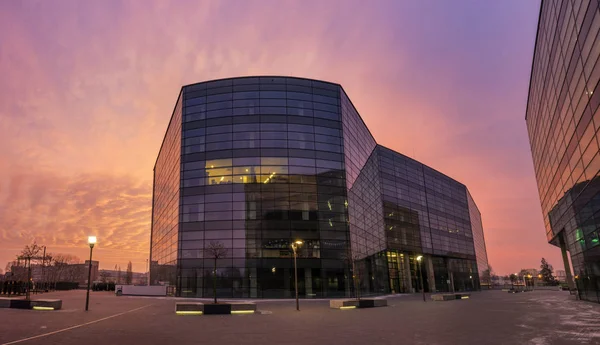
150;76;489;298
526;0;600;302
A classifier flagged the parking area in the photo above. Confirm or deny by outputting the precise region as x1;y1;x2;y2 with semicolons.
1;290;599;345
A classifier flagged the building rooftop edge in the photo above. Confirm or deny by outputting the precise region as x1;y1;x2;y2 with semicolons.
156;76;474;196
181;75;342;89
376;144;468;189
153;88;183;171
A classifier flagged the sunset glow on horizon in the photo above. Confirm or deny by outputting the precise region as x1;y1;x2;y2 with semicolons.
0;0;552;275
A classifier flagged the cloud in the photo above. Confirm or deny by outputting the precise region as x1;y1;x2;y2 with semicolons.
0;165;151;271
0;0;560;274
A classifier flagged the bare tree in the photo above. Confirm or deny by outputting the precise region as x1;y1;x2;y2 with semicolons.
481;265;493;288
117;265;122;284
5;260;25;281
18;242;44;300
351;252;363;301
50;254;81;285
99;270;110;283
20;242;43;259
342;247;363;301
205;241;228;304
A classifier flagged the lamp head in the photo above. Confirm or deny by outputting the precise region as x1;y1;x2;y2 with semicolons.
88;236;97;248
294;240;303;246
416;255;423;261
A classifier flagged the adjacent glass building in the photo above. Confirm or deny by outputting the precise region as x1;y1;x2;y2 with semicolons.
150;76;489;298
526;0;600;302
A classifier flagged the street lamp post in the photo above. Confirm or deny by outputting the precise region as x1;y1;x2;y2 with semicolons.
85;236;97;311
416;255;425;302
291;240;303;311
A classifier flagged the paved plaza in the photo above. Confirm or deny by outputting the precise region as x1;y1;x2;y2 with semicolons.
0;290;599;345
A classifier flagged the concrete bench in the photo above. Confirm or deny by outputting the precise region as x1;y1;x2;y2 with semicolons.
0;298;62;310
431;293;470;301
230;303;257;313
329;299;359;309
358;299;388;307
175;302;204;313
330;299;387;309
0;297;20;308
30;299;62;310
431;294;455;301
175;302;257;315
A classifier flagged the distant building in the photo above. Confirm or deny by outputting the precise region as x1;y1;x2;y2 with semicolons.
98;269;147;285
556;270;567;282
7;261;99;286
491;275;512;286
521;268;539;276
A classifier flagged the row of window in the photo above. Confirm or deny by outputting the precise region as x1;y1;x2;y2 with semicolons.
181;204;347;215
185;102;339;115
181;192;345;204
181;210;347;222
194;132;343;144
183;141;343;153
182;173;346;187
184;84;339;100
184;108;341;122
184;91;339;105
186;164;343;177
185;100;339;114
182;157;343;170
183;123;342;138
179;217;349;229
180;236;346;246
182;148;344;165
184;109;342;122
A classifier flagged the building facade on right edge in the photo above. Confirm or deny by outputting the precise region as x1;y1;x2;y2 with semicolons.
526;0;600;302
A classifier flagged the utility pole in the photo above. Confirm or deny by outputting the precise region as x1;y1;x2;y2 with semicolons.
41;246;46;291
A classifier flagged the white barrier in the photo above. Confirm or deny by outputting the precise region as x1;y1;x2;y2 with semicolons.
115;285;167;296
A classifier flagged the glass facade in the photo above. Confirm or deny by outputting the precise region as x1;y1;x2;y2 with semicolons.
376;146;480;293
468;190;489;285
526;0;600;303
150;91;182;287
151;76;488;298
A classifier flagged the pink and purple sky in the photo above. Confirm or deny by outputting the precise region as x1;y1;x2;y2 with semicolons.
0;0;552;275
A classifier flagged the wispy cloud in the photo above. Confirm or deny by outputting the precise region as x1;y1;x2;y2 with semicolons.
0;0;552;274
0;165;151;270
